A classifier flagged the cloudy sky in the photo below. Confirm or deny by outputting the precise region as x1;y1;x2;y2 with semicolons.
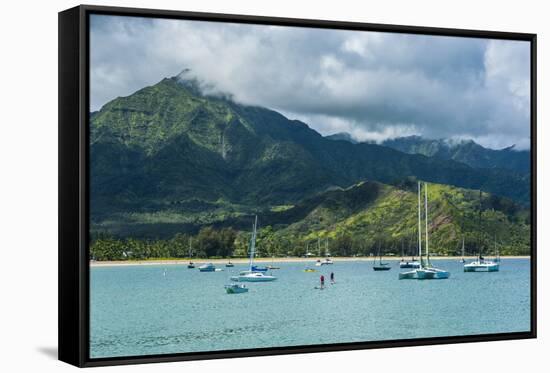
90;15;531;150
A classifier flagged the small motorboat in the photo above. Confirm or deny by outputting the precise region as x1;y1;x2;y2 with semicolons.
187;261;195;269
267;265;280;270
225;261;235;267
198;263;217;272
224;284;248;294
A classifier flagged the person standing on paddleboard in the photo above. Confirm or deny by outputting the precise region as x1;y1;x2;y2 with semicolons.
330;272;335;284
320;275;325;289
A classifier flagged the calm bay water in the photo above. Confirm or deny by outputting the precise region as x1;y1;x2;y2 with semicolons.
90;259;531;358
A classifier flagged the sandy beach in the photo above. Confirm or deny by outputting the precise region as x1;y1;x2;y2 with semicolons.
89;256;530;267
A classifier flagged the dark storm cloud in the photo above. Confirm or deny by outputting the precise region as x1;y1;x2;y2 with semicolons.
90;15;531;149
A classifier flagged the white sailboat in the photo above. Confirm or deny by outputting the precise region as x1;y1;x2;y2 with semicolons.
464;192;499;272
323;238;333;265
459;237;466;263
187;237;195;268
399;238;420;268
399;182;450;280
230;216;276;282
315;238;334;265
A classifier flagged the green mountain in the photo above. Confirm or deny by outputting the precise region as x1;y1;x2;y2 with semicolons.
325;132;359;144
90;73;531;245
328;134;530;175
264;180;530;256
90;179;530;258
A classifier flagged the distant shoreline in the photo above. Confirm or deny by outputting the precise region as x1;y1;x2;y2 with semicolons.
90;256;530;267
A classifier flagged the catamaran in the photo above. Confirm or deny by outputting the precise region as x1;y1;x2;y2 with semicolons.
464;191;499;272
323;239;333;264
316;238;334;266
399;182;450;280
231;216;277;282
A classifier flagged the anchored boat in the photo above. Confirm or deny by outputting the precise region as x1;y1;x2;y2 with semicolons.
224;284;248;294
464;191;499;273
230;216;277;282
399;239;420;268
399;182;450;280
373;244;391;271
187;237;195;268
198;263;217;272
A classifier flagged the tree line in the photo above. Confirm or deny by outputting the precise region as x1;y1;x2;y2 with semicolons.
90;224;527;261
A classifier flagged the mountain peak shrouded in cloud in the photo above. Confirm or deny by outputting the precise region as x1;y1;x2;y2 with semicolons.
90;14;531;151
324;133;529;174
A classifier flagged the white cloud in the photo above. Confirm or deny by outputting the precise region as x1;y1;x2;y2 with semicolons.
90;15;531;149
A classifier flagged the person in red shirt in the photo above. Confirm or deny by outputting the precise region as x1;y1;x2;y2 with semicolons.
320;275;325;288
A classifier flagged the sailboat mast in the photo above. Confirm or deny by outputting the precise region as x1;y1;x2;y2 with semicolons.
248;215;258;271
478;190;482;260
417;181;423;266
462;237;465;259
425;182;430;265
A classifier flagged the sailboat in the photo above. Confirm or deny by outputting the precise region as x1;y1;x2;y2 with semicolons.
494;236;501;263
459;237;466;263
373;243;391;271
399;182;450;280
187;237;195;269
399;238;420;268
267;255;280;270
323;238;333;265
464;191;499;272
315;238;323;266
230;216;276;282
303;242;316;272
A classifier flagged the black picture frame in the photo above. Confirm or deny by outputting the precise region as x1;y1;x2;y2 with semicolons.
58;4;537;368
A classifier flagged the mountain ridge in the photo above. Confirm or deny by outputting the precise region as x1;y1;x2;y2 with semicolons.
89;74;531;242
325;133;530;174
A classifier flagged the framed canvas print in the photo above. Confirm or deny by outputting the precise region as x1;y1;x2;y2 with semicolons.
58;4;537;367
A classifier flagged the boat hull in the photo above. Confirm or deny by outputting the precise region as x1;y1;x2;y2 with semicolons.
399;267;450;280
373;266;391;271
231;275;277;282
251;266;268;272
399;261;420;269
464;263;499;272
225;284;248;294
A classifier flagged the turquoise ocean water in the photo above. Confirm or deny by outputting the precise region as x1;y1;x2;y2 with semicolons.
90;259;531;358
